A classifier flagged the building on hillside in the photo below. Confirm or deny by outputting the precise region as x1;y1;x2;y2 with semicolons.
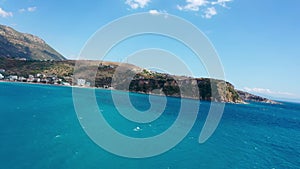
36;73;42;78
33;78;41;83
28;75;34;82
8;75;18;81
0;73;4;79
77;79;86;86
18;77;27;82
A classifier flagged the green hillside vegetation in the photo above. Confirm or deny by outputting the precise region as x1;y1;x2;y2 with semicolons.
0;58;244;103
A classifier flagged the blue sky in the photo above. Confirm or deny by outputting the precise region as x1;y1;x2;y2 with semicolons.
0;0;299;102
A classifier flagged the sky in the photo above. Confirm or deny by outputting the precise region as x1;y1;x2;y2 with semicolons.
0;0;299;102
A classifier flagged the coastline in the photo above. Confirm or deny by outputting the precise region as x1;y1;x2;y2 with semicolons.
0;80;248;104
0;80;74;89
1;80;282;105
0;58;275;104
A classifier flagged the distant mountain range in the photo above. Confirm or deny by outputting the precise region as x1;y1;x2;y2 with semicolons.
0;24;65;61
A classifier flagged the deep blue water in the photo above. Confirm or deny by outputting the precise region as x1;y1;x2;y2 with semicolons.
0;82;299;169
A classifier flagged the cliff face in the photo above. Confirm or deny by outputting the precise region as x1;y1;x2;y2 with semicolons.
95;67;243;103
122;78;242;103
0;58;276;104
237;90;279;104
0;25;65;61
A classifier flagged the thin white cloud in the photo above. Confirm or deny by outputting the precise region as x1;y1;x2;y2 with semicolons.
19;6;37;13
125;0;151;9
149;9;159;15
148;9;168;18
203;7;217;18
244;87;295;97
149;9;167;15
0;7;12;18
27;6;37;12
177;0;233;19
211;0;232;7
19;8;26;13
177;0;208;11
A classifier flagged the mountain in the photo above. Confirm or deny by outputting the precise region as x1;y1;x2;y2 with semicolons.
0;25;65;61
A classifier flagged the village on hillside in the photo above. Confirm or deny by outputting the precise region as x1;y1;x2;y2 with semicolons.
0;68;92;87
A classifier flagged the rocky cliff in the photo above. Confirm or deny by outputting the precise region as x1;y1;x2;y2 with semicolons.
237;90;279;104
0;25;65;61
0;58;278;104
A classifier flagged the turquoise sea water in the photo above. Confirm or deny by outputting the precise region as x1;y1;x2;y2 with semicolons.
0;82;299;169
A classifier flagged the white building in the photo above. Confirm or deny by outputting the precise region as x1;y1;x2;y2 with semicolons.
36;73;42;78
27;75;34;82
77;79;86;86
9;75;18;81
18;77;27;81
0;73;4;79
34;78;41;83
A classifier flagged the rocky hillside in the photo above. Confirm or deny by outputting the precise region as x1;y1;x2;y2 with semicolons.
237;90;279;104
0;25;65;61
107;66;243;103
0;58;257;103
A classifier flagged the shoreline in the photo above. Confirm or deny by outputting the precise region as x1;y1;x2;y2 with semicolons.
1;80;284;105
0;80;74;88
0;80;248;104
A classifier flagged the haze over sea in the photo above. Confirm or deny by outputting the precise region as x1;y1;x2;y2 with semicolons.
0;82;299;169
